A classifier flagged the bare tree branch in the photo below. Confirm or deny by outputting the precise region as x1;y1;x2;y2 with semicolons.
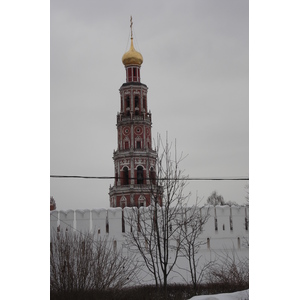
50;231;140;294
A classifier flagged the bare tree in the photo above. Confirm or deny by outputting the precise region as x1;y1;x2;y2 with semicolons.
50;196;56;210
50;231;139;296
205;249;249;289
177;203;213;294
207;191;225;206
124;135;190;295
206;191;238;206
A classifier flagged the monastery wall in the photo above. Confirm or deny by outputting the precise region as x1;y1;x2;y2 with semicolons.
50;205;249;285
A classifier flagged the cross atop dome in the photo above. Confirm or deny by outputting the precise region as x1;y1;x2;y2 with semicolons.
122;16;143;67
130;15;133;39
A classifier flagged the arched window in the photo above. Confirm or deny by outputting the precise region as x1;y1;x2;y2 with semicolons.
137;166;144;184
120;195;127;207
123;167;129;185
124;140;129;150
138;195;146;207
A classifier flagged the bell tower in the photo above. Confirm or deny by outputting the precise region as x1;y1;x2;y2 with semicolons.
109;17;162;208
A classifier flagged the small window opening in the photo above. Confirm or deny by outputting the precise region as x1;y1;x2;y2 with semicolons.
245;218;248;230
237;237;241;249
215;218;218;231
207;238;210;249
122;210;125;233
98;229;100;234
137;141;141;149
223;224;225;231
106;217;109;233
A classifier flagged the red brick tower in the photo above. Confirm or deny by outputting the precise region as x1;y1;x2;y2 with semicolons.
109;18;161;208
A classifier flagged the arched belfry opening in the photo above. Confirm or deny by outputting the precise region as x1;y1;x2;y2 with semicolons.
137;166;144;185
123;167;129;185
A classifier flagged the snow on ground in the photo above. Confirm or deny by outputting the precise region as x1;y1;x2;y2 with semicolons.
189;289;249;300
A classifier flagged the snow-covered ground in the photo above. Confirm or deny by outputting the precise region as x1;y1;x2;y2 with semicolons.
189;289;249;300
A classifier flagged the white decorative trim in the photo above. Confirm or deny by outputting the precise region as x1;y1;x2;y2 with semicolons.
120;159;130;168
138;195;146;207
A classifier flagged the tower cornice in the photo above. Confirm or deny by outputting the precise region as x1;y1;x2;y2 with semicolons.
120;82;148;89
116;115;152;126
113;149;157;160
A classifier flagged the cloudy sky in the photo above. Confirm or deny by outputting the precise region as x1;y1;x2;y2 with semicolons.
50;0;249;210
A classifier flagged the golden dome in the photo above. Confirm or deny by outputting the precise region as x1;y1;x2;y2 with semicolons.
122;38;143;66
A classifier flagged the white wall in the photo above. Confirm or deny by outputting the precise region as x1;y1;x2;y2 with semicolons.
50;205;249;285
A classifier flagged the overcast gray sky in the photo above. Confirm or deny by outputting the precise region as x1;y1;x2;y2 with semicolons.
50;0;249;210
